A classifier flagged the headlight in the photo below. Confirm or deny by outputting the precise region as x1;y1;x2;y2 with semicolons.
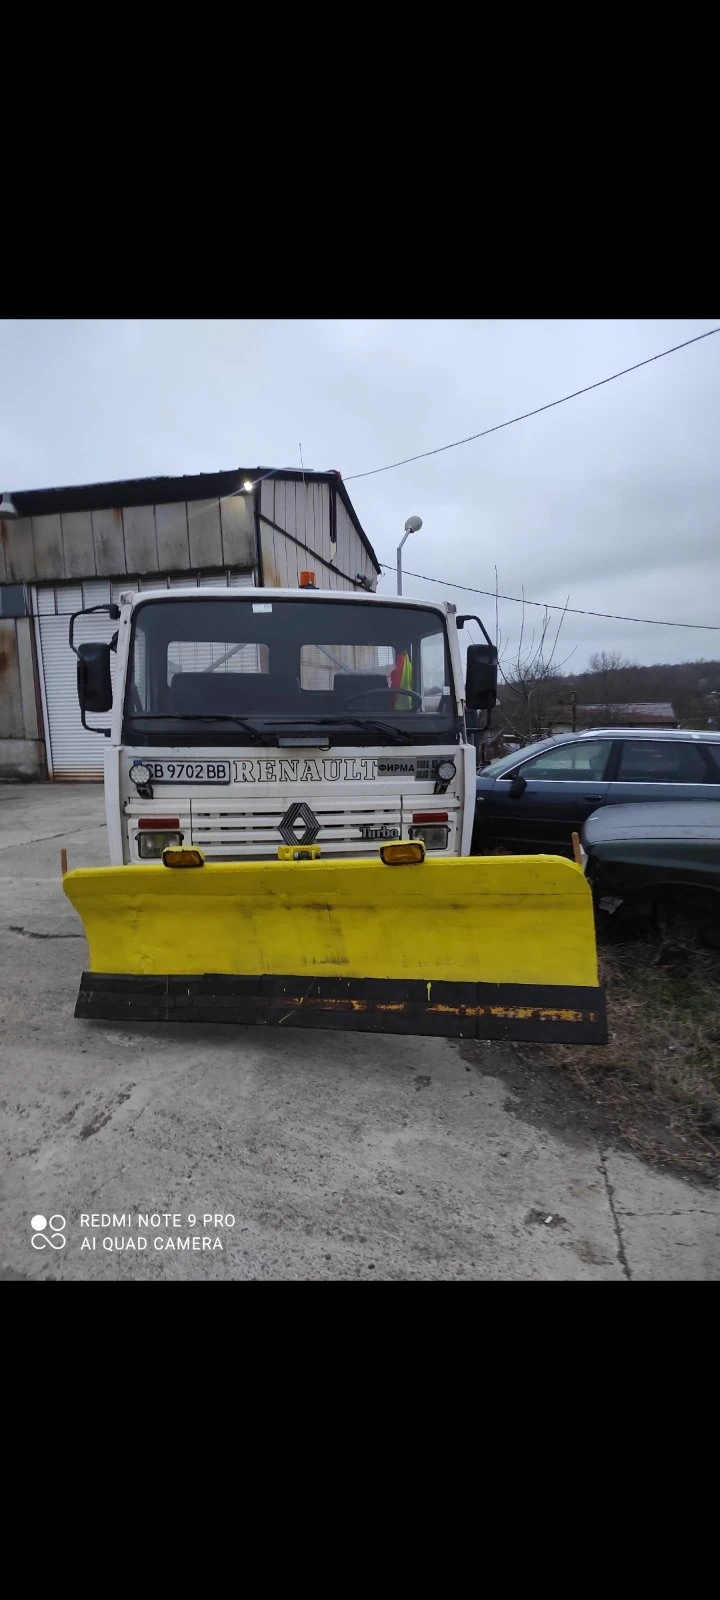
437;760;456;782
137;831;182;859
409;825;449;851
130;762;152;788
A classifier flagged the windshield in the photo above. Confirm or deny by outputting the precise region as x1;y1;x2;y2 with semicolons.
124;597;456;746
481;737;558;776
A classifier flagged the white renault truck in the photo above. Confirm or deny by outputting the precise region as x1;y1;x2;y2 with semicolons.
70;586;498;865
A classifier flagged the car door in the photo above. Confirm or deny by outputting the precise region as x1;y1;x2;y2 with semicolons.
487;738;614;852
606;737;720;809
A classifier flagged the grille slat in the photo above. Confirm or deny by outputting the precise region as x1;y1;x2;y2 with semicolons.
190;798;404;859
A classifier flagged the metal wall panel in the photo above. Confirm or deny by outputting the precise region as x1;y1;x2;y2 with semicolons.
188;500;223;569
0;619;24;737
92;507;126;576
319;481;329;553
155;502;190;571
31;514;64;580
123;505;158;573
15;616;40;740
284;480;297;542
220;495;256;567
61;512;96;578
2;517;36;581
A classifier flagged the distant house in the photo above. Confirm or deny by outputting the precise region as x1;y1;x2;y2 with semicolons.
589;702;676;723
549;701;677;733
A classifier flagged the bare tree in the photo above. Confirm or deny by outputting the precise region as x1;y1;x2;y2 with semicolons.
499;590;575;743
586;650;635;721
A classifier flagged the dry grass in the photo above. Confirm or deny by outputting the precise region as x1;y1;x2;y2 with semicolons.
478;844;720;1175
542;932;720;1179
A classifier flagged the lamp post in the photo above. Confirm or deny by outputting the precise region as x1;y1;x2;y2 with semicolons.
397;515;422;595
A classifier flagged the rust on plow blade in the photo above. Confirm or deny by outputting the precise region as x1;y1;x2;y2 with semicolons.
75;974;608;1042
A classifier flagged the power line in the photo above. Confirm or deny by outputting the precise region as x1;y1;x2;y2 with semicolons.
345;326;720;482
378;563;720;631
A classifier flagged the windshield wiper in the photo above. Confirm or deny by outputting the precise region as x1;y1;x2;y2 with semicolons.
312;717;411;745
126;712;412;746
125;713;269;742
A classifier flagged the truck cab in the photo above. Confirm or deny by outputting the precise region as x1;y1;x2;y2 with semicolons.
72;587;497;865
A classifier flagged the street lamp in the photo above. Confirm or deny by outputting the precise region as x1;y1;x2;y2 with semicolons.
397;515;422;595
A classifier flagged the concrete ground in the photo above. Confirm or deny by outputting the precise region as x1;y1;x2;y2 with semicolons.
1;783;719;1282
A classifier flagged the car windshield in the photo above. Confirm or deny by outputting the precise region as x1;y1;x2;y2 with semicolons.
124;596;456;746
481;738;557;776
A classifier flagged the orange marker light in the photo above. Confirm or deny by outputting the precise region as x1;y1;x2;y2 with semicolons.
162;847;205;869
380;840;426;866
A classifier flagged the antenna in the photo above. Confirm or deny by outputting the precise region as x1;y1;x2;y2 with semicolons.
299;442;308;553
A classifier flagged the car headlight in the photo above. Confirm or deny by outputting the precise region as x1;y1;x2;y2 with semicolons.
409;825;449;851
130;762;152;788
136;831;182;859
437;760;456;782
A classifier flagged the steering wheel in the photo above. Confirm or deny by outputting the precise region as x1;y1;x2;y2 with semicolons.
344;687;423;710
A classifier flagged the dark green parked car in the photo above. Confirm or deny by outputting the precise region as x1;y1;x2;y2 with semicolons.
580;800;720;941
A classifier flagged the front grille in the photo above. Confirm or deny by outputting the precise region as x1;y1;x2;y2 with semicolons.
190;800;403;859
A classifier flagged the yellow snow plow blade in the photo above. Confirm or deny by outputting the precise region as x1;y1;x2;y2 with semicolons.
63;853;606;1043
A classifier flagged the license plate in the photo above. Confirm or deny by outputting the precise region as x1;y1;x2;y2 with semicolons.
146;761;231;784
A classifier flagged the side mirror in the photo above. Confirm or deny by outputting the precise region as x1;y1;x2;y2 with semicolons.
509;773;527;798
77;641;113;715
465;643;498;711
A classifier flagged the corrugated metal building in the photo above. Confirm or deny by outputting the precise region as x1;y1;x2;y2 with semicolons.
0;466;380;781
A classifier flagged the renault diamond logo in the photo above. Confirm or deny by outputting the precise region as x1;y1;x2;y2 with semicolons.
279;802;321;846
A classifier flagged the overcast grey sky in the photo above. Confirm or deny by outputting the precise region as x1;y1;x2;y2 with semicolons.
1;317;719;671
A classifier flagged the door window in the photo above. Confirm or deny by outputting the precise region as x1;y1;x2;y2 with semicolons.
616;740;709;782
518;740;612;781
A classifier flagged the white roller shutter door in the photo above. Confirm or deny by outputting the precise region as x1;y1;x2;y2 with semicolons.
35;571;255;779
